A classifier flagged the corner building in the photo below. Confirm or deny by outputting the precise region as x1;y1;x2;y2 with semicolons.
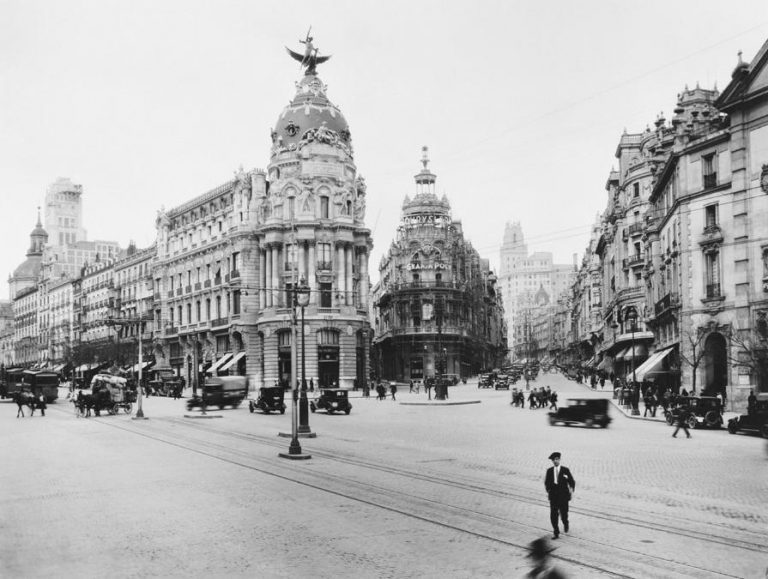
372;149;507;380
152;58;372;390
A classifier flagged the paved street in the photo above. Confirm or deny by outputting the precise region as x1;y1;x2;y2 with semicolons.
1;372;766;578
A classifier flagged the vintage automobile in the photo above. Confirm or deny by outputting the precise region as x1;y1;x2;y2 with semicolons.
727;393;768;437
664;396;723;429
494;375;510;390
310;388;352;414
249;386;286;414
478;373;495;389
147;368;185;397
442;374;461;386
549;398;611;428
186;376;247;410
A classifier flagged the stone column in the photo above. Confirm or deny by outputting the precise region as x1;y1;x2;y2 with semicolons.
265;246;272;308
308;243;317;306
336;244;345;307
360;249;369;309
259;247;266;308
298;241;307;284
271;245;280;308
345;245;353;306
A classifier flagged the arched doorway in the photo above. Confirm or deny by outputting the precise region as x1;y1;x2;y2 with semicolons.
317;328;339;388
703;332;728;394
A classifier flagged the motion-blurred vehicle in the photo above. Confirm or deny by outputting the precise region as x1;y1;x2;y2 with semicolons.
549;398;611;428
186;376;246;410
727;393;768;438
664;396;723;430
310;388;352;415
249;386;286;414
147;368;185;397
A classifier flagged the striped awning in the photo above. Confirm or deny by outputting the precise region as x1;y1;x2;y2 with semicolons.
218;351;245;373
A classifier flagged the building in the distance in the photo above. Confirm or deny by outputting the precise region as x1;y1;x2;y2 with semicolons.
371;148;507;381
498;222;574;362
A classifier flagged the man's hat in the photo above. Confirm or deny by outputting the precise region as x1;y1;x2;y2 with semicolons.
548;452;561;460
526;537;556;559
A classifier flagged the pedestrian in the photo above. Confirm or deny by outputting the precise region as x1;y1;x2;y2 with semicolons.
390;382;397;401
525;537;567;578
747;389;756;413
544;451;575;540
672;407;692;438
414;380;419;394
409;379;414;393
643;393;653;417
600;376;605;389
37;393;47;417
309;378;314;393
549;391;558;411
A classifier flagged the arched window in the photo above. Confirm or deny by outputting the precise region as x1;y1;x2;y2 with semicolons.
318;329;339;345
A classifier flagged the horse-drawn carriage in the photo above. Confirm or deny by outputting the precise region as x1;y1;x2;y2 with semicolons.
74;374;135;417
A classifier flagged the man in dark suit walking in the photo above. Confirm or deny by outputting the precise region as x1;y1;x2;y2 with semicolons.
544;451;576;539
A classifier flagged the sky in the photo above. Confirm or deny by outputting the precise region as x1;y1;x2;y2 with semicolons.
2;0;768;301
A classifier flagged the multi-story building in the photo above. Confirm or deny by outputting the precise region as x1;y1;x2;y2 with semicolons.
80;258;118;364
498;222;573;361
0;300;14;367
47;277;75;371
44;177;88;248
642;46;768;407
153;48;373;389
372;148;507;380
113;243;156;367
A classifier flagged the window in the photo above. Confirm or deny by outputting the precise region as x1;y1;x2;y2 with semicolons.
186;303;192;324
705;250;721;298
705;204;718;229
703;153;717;188
232;290;240;315
278;331;292;347
633;183;640;198
320;196;329;219
231;252;240;273
317;243;332;269
288;197;295;220
320;282;332;307
205;299;211;320
177;305;182;324
196;301;201;321
318;329;339;345
216;296;222;318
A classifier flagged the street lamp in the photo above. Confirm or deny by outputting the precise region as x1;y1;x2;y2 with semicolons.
279;274;312;460
296;277;314;437
625;306;640;416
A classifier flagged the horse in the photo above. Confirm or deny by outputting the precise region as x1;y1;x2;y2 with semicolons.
76;390;97;417
12;391;36;418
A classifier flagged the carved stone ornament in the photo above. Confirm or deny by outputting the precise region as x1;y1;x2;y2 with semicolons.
761;163;768;194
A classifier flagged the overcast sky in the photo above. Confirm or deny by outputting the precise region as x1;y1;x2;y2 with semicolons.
2;1;767;301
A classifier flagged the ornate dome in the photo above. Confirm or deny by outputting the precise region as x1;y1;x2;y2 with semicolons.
271;74;352;157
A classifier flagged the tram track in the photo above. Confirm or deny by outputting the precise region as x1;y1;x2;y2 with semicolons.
74;411;764;578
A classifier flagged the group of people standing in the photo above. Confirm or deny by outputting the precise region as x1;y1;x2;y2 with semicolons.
511;386;558;410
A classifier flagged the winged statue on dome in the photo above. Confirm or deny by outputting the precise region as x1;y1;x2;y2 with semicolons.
286;28;331;75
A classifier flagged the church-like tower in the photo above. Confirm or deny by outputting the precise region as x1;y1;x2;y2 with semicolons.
252;48;373;388
8;210;48;299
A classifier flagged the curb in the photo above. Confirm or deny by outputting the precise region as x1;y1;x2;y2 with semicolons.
399;400;481;406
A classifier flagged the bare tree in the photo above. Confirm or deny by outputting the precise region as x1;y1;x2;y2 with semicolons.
678;326;708;393
728;325;768;393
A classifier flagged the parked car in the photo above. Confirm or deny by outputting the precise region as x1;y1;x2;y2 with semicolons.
249;386;286;414
310;388;352;415
147;368;185;397
665;396;723;429
549;398;611;428
494;375;510;390
478;373;495;389
727;393;768;437
186;376;246;410
442;374;461;385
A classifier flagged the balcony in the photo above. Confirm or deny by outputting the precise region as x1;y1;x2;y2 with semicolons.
167;290;174;298
703;173;717;189
654;292;679;317
211;317;228;327
706;283;722;299
627;222;644;237
230;269;240;279
316;261;333;271
699;224;723;247
214;276;222;286
185;285;191;293
175;288;182;296
165;326;178;336
224;273;230;282
622;253;645;269
204;280;211;288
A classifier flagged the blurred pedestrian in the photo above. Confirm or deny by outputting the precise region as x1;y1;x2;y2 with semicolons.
549;391;558;411
409;379;414;393
544;452;575;539
37;393;47;417
390;382;397;401
525;537;567;578
672;407;692;438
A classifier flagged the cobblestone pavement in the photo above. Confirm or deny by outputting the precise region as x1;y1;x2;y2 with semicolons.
1;375;766;578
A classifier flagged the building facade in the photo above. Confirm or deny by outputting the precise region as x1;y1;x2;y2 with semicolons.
372;149;507;381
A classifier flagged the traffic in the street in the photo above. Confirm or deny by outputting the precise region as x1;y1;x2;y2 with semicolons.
2;370;765;578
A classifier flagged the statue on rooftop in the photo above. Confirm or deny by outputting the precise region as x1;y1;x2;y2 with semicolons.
286;28;332;75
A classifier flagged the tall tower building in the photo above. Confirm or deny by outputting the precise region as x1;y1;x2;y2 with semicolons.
45;177;87;248
498;222;574;361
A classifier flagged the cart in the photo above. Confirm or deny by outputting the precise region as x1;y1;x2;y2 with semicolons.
91;374;135;415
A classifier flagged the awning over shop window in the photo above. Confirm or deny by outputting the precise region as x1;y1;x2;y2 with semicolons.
209;353;233;374
218;351;245;373
618;344;647;361
128;361;154;374
627;347;674;383
613;347;629;361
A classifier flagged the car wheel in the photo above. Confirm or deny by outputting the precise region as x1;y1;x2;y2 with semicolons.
218;404;224;410
761;424;768;439
704;411;720;428
727;420;738;434
585;418;594;428
249;402;254;413
263;409;270;414
686;415;698;430
665;413;674;426
345;409;351;415
280;408;286;414
549;417;556;426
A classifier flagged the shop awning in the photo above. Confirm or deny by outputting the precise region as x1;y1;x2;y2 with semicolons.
218;351;245;373
128;361;154;374
597;356;613;372
618;344;647;361
628;347;674;383
209;353;233;374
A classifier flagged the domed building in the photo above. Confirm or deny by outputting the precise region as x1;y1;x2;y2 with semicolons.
8;210;48;299
152;40;372;391
372;148;507;382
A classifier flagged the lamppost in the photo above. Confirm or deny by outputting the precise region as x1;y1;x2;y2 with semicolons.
107;314;149;420
625;306;640;416
279;275;312;460
296;277;314;437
